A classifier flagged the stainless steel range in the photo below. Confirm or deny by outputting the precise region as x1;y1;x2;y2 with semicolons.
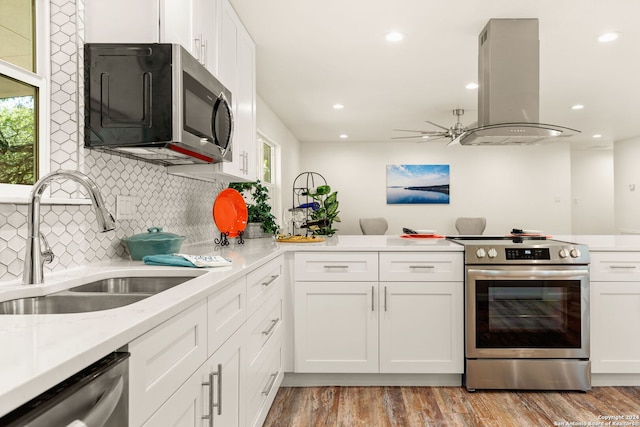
448;235;590;391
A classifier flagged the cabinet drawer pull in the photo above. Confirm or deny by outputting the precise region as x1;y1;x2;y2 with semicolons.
384;286;388;312
262;274;280;287
323;265;349;270
262;372;279;395
262;318;280;336
609;265;637;269
409;265;435;269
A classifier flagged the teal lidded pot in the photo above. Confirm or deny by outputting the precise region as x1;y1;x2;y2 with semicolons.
122;227;185;260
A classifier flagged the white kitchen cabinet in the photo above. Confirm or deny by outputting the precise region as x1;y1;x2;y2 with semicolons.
295;281;379;373
294;252;379;373
85;0;217;72
294;251;464;374
212;0;257;181
129;300;208;427
379;252;464;374
590;252;640;374
142;325;246;427
207;276;246;356
379;282;464;374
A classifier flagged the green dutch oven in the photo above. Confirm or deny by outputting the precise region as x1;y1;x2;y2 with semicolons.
122;227;185;260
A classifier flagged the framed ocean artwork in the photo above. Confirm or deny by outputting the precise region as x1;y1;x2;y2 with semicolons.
386;164;450;204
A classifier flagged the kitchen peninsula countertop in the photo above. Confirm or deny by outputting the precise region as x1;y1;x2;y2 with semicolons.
0;235;462;417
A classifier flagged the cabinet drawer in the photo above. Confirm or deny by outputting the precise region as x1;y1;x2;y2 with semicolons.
129;300;207;427
295;252;378;281
379;252;464;282
247;255;283;316
246;329;283;427
591;252;640;282
247;287;283;364
208;276;247;356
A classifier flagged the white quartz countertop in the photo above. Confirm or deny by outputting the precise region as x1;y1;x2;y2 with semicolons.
0;234;462;417
554;234;640;251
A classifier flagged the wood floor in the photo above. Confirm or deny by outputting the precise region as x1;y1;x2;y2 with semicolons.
263;386;640;427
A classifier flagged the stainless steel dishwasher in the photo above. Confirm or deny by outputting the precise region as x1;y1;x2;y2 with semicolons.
1;352;129;427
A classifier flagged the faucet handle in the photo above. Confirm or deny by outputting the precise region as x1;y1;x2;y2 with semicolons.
39;232;54;264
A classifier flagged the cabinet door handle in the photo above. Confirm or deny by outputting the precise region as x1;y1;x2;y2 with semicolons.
324;265;349;270
262;318;280;336
371;286;375;311
202;373;214;427
384;286;388;312
262;372;278;395
409;265;435;270
201;39;207;67
609;265;637;269
194;36;201;61
262;274;279;287
213;364;222;416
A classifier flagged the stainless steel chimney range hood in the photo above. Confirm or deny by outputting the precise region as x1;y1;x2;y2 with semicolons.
455;18;580;146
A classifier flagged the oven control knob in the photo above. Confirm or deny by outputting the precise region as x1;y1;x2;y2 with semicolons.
559;248;569;258
476;248;486;258
570;248;581;258
487;248;498;258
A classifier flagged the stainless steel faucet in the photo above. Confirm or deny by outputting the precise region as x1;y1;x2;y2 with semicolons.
23;170;116;285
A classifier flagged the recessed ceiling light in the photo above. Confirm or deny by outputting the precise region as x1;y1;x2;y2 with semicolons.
385;31;404;42
332;103;344;110
593;134;603;138
421;135;430;139
598;32;620;43
339;134;348;139
465;82;479;90
571;104;585;110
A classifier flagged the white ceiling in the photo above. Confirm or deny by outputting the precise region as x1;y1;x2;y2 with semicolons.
229;0;640;149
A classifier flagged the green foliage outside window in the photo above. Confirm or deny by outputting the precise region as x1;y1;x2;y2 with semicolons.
0;96;36;185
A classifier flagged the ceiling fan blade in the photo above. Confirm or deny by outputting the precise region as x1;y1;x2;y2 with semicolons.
417;136;447;143
447;132;465;146
392;129;446;136
392;135;439;140
424;121;449;131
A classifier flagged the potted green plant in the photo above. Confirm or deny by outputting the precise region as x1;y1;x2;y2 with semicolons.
228;180;279;237
308;184;340;236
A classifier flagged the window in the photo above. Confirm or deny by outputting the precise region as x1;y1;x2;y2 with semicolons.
0;0;48;198
257;131;280;226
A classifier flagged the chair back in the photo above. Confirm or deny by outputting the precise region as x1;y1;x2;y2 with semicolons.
359;218;388;235
455;217;486;235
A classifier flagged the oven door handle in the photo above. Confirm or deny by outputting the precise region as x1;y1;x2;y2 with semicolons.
467;268;589;279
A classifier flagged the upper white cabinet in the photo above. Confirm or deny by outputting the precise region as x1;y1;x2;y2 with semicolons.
212;0;257;181
85;0;217;73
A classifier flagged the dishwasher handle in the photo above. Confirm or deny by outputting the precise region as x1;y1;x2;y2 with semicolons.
66;375;124;427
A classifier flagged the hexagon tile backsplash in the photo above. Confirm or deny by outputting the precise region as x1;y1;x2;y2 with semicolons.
0;150;226;282
0;0;227;283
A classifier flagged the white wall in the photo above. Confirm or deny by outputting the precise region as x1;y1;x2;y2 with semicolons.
571;149;615;234
256;95;301;227
300;141;573;236
614;136;640;234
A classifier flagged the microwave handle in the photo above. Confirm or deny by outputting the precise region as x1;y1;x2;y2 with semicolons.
212;92;234;153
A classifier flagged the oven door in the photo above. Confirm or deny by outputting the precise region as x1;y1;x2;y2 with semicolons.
466;265;589;359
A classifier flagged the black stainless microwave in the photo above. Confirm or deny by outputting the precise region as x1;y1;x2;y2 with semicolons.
84;43;233;166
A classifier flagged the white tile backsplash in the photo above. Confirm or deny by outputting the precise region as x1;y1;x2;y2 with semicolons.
0;0;226;283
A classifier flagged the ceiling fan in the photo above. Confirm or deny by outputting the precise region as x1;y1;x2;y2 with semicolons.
392;109;471;143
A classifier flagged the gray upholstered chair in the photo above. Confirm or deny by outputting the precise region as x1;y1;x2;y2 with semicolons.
359;218;389;235
455;217;486;235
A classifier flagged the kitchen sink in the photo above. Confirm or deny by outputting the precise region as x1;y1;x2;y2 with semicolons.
69;276;194;294
0;293;149;315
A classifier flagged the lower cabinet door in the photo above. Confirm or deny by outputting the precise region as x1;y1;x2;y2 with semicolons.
591;281;640;373
294;281;379;373
379;282;464;374
201;325;246;427
143;325;246;427
141;366;205;427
